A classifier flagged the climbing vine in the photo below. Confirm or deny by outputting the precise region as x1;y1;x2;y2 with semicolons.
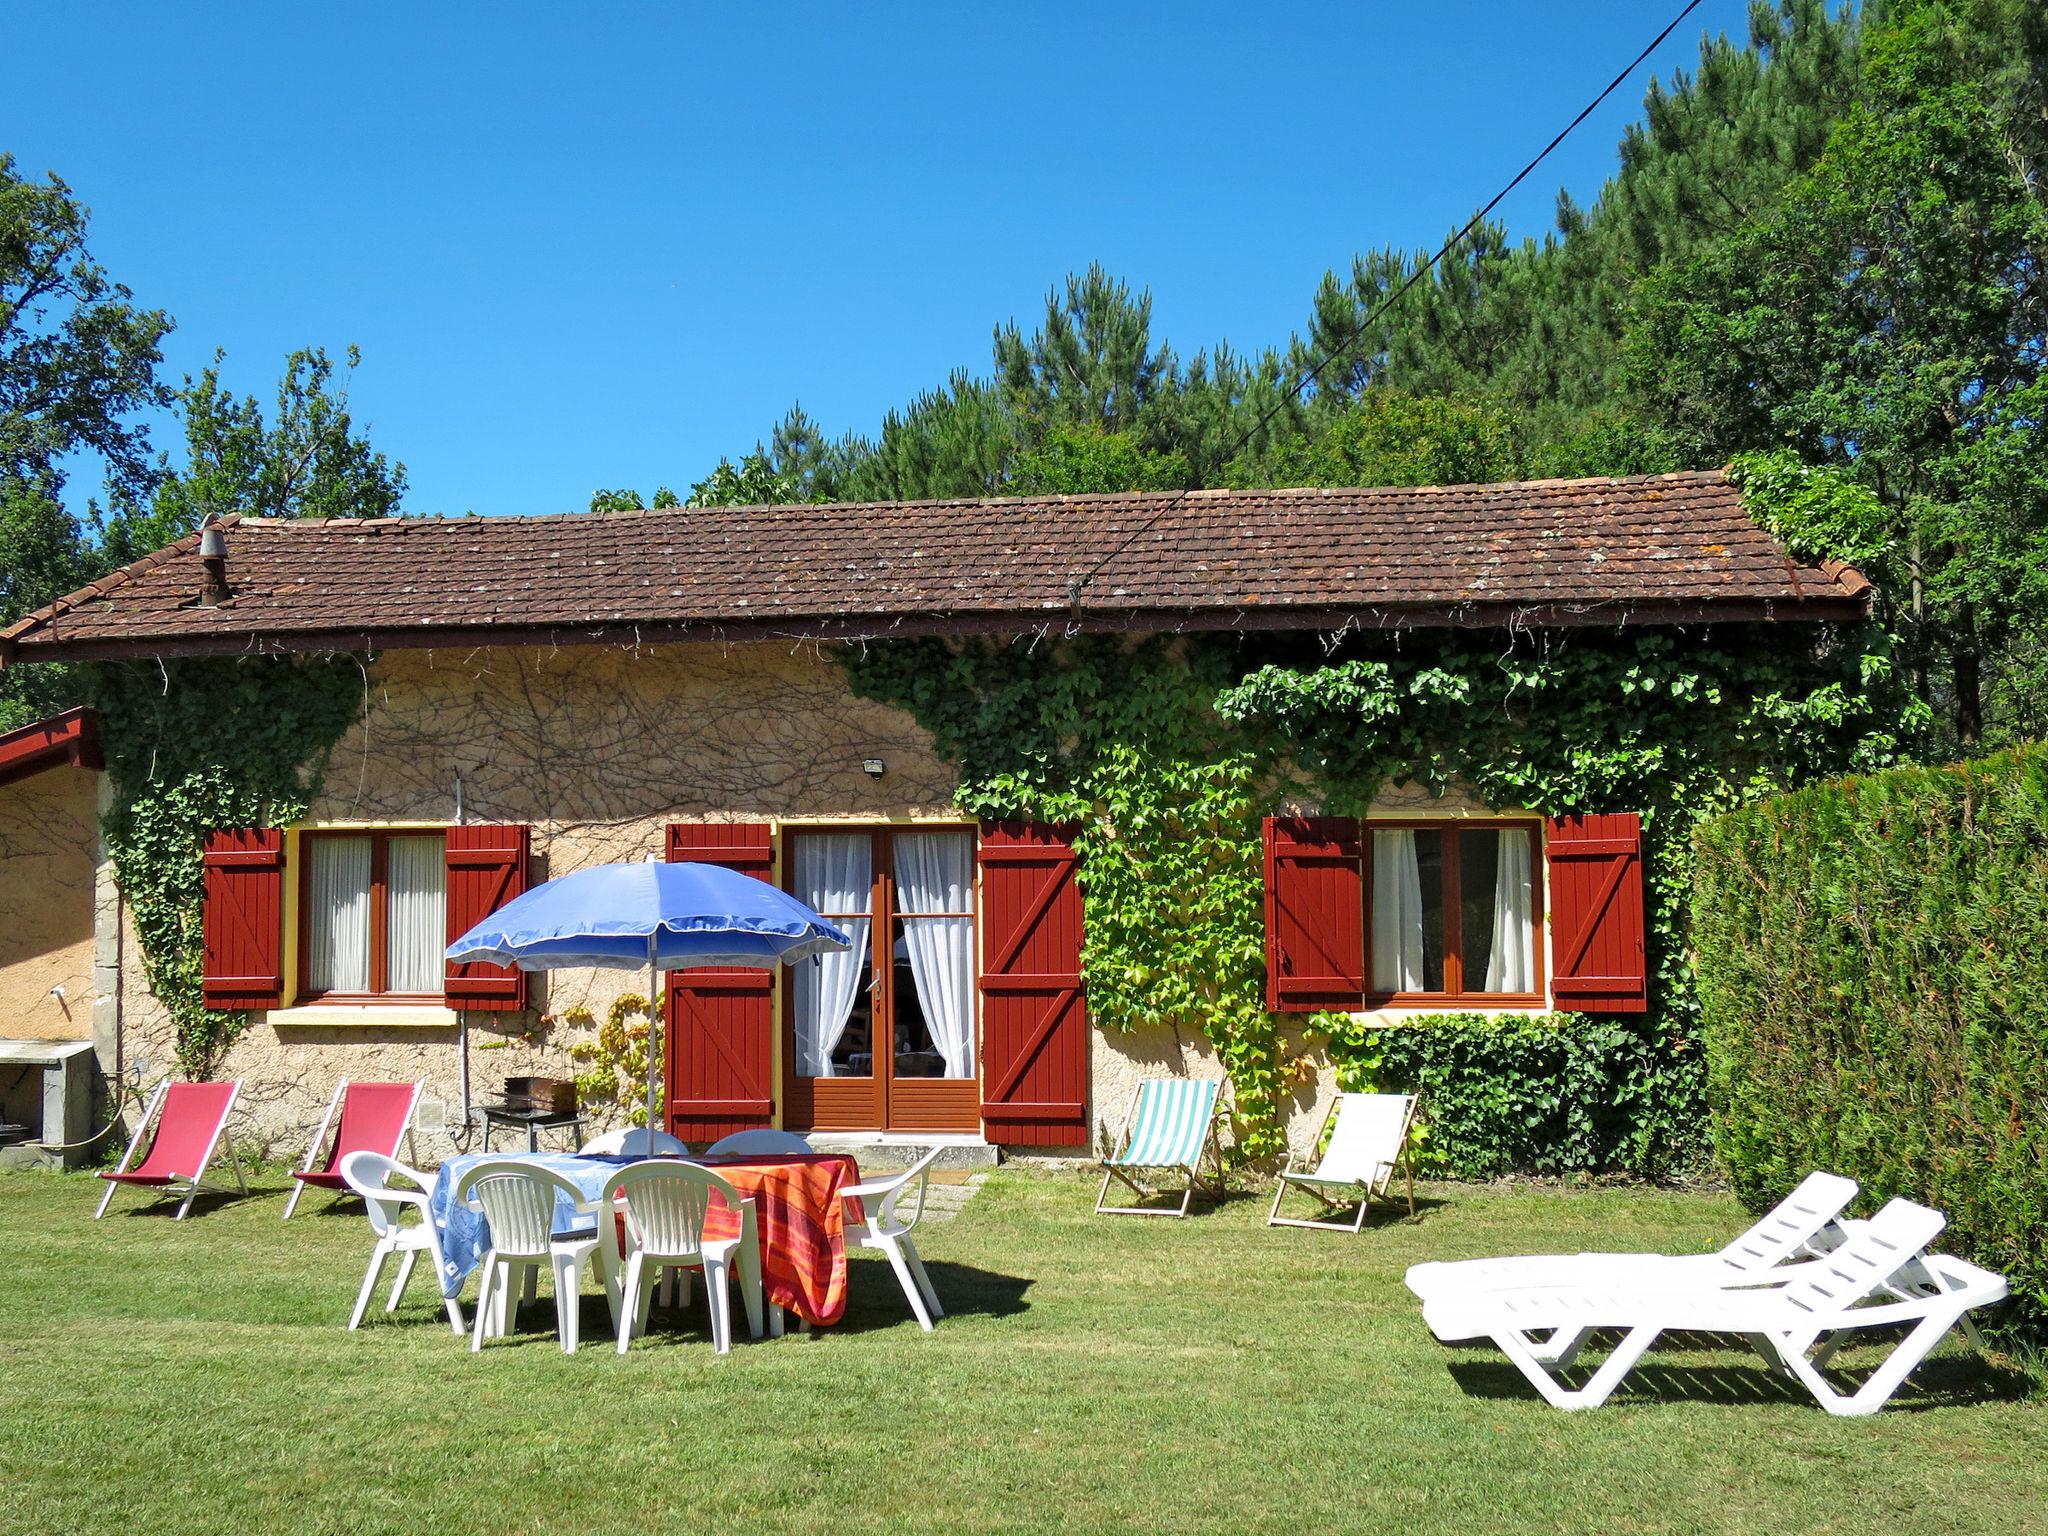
567;993;654;1126
840;470;1899;1169
86;654;364;1076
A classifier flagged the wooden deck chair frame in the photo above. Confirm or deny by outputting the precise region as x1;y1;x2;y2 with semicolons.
94;1080;251;1220
283;1079;423;1220
1094;1080;1225;1218
1267;1093;1417;1234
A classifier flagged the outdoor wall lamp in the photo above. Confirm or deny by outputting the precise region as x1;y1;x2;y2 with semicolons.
862;758;886;778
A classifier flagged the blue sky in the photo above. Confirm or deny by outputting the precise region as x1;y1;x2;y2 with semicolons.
8;1;1752;517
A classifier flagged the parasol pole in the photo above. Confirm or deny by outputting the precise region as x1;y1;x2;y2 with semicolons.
645;930;660;1132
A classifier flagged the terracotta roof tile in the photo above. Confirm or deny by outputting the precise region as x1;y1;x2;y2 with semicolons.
0;472;1868;662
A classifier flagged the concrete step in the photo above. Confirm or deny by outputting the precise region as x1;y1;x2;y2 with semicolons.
804;1133;998;1172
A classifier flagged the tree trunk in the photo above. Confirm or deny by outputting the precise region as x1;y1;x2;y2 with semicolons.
1954;646;1984;746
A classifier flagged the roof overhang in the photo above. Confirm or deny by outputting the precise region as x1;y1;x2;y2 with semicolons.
0;707;102;787
0;591;1872;667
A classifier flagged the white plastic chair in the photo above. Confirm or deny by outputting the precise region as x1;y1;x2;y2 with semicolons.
1267;1092;1416;1233
1421;1199;2008;1416
578;1127;688;1157
1404;1170;1861;1307
601;1161;764;1354
338;1151;465;1336
704;1128;811;1156
842;1147;946;1331
454;1159;602;1354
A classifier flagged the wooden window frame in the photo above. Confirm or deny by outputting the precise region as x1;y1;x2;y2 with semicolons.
1362;818;1546;1008
297;828;447;1004
780;823;982;1132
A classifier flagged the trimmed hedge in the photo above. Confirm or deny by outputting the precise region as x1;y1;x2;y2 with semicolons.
1324;1012;1708;1181
1693;741;2048;1338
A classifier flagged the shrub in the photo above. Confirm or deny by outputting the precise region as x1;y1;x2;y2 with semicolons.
1693;741;2048;1339
1322;1012;1708;1181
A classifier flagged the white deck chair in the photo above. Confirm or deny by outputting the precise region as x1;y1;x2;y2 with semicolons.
704;1128;812;1156
455;1160;603;1355
338;1151;464;1335
842;1147;946;1330
578;1127;688;1156
1405;1170;1861;1304
602;1161;764;1355
1096;1078;1223;1217
1267;1092;1416;1232
1421;1199;2008;1416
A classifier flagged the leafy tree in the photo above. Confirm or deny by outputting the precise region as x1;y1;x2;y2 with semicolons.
1008;424;1190;496
0;156;172;727
686;450;813;507
102;346;407;563
1628;0;2048;746
1229;391;1520;489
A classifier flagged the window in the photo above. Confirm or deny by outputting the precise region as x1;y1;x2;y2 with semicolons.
789;827;977;1083
1366;821;1540;1001
301;830;446;999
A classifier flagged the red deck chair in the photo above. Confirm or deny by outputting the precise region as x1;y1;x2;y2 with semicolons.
95;1080;249;1220
284;1080;423;1219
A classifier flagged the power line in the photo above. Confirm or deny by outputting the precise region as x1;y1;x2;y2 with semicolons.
1066;0;1706;613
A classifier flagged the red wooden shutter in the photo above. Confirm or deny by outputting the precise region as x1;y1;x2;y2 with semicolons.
445;825;532;1011
978;822;1090;1146
1263;816;1365;1011
202;829;286;1011
1545;812;1649;1014
665;823;776;1142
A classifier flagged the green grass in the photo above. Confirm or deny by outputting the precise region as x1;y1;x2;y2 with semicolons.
2;1170;2043;1535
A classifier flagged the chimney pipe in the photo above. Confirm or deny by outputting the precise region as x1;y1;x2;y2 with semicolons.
198;517;232;606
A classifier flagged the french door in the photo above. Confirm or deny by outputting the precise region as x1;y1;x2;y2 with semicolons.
781;825;981;1133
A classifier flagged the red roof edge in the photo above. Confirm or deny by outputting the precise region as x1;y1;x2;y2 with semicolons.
0;706;102;789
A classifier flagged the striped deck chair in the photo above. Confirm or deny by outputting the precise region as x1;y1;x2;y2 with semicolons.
1267;1092;1417;1233
1095;1078;1223;1217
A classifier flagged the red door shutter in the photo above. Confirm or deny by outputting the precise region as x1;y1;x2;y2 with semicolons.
665;823;776;1142
978;822;1090;1147
1545;812;1649;1014
202;829;286;1010
1263;816;1365;1011
444;825;532;1011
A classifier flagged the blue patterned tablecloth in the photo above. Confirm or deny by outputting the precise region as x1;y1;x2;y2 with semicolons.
429;1152;643;1299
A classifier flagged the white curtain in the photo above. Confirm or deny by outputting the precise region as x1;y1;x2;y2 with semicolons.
307;836;371;993
793;833;872;1077
895;831;976;1079
1483;829;1535;993
386;835;447;993
1371;829;1426;993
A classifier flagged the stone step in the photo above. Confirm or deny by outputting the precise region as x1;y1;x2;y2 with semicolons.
803;1133;999;1172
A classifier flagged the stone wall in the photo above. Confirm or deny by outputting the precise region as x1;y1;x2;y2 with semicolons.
0;763;100;1042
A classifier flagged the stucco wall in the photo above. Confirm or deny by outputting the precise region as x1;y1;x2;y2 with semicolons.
114;641;968;1157
0;763;100;1041
108;642;1551;1163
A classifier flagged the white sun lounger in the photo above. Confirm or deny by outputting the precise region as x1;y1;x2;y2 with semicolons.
1404;1170;1860;1303
1422;1198;2008;1416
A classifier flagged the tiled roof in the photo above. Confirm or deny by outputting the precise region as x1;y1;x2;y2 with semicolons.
0;472;1869;663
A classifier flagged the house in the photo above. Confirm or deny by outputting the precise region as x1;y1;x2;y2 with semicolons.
0;707;108;1164
0;472;1869;1160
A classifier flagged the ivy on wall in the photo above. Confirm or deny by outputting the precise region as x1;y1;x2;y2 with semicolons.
87;654;363;1076
841;553;1897;1169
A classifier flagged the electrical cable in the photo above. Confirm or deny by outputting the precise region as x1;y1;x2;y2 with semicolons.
1065;0;1706;612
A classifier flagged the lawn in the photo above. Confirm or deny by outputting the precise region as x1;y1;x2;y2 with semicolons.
1;1169;2042;1536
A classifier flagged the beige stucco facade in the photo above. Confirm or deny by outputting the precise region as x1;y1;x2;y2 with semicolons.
89;640;1552;1164
0;763;100;1042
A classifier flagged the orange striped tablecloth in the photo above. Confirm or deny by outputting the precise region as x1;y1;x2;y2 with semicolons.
697;1153;861;1326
